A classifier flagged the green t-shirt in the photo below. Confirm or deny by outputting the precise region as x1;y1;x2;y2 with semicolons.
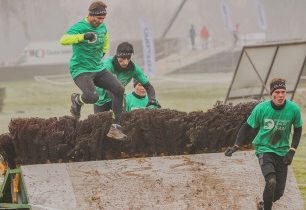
125;92;149;112
247;100;303;156
95;56;149;106
66;19;107;78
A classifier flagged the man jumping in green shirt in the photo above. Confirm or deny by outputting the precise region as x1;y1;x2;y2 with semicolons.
94;42;160;113
59;1;126;140
225;78;303;210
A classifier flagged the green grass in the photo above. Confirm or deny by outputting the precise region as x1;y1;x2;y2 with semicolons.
0;73;230;133
0;73;306;207
293;135;306;207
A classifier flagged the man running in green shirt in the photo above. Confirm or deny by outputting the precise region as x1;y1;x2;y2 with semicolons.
225;78;303;210
125;79;160;112
94;42;160;113
59;1;126;140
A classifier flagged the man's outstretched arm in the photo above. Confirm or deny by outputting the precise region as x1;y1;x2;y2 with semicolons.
142;82;161;108
60;34;84;45
224;122;254;156
60;32;97;45
283;127;302;165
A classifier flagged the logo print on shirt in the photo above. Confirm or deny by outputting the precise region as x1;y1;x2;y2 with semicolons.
264;119;274;129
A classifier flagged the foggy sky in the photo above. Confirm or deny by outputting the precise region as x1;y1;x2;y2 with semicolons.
1;0;306;64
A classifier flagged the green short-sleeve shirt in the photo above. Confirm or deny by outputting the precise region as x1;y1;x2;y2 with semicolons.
67;19;107;78
95;56;149;106
247;100;303;156
125;92;149;112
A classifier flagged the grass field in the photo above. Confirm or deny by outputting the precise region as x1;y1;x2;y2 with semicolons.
0;72;305;207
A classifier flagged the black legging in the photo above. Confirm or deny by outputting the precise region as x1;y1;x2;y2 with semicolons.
73;71;124;124
260;153;288;210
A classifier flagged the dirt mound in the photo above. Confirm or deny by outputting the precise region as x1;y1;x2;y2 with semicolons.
0;101;259;165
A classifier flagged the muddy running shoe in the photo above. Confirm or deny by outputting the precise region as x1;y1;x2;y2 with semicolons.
257;201;264;210
107;124;127;141
70;93;82;119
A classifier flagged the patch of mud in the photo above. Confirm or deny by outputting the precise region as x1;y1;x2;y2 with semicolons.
0;101;259;165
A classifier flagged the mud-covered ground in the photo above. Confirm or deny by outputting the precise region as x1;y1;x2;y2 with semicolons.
0;101;259;166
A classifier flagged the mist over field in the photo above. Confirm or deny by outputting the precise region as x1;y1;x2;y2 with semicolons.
1;0;306;64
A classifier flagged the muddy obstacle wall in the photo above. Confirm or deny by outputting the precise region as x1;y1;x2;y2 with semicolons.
0;101;259;165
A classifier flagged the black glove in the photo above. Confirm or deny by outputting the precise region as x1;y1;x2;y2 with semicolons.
224;145;239;157
146;99;161;109
84;32;96;42
283;149;295;165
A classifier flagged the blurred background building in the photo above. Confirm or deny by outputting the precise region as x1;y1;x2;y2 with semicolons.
1;0;306;80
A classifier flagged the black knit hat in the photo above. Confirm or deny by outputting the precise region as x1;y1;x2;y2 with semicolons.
88;1;107;16
116;42;134;58
270;78;286;95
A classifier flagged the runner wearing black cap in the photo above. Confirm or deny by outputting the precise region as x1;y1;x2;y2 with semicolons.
224;78;303;210
94;42;160;113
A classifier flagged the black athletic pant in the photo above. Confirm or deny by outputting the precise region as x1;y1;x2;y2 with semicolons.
73;71;124;124
257;152;288;210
